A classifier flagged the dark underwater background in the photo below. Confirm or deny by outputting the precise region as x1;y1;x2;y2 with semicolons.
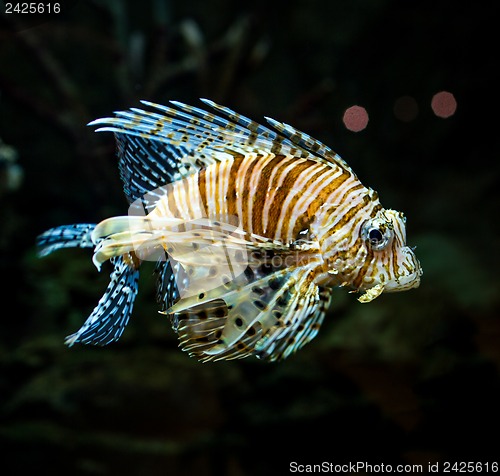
1;1;499;474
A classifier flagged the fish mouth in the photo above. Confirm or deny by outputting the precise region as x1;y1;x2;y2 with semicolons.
383;272;420;293
385;250;422;292
399;269;421;290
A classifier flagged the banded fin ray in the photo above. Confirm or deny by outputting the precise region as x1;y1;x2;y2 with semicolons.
256;283;332;361
65;256;139;346
88;99;353;174
37;223;96;257
89;104;231;172
263;116;353;174
170;98;338;167
155;260;181;312
200;98;351;171
115;132;190;206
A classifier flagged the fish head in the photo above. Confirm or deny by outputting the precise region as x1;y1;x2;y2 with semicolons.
358;208;422;295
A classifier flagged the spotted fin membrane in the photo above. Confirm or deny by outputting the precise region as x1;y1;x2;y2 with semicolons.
168;247;331;362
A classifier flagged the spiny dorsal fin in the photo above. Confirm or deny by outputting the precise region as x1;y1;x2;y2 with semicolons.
88;99;354;210
263;116;354;174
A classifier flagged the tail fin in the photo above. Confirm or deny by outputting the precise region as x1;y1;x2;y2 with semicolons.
37;223;140;346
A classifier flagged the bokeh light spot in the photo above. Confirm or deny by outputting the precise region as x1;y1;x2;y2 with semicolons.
394;95;418;122
431;91;457;118
343;106;369;132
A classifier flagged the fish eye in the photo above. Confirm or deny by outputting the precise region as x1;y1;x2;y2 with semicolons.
362;220;392;251
368;228;384;245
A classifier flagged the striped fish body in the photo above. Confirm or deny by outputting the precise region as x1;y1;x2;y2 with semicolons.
38;99;422;361
96;153;359;253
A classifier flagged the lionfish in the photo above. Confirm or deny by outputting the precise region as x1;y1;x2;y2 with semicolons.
37;99;422;362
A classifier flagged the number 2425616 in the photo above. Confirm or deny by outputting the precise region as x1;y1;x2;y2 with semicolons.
4;3;61;14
